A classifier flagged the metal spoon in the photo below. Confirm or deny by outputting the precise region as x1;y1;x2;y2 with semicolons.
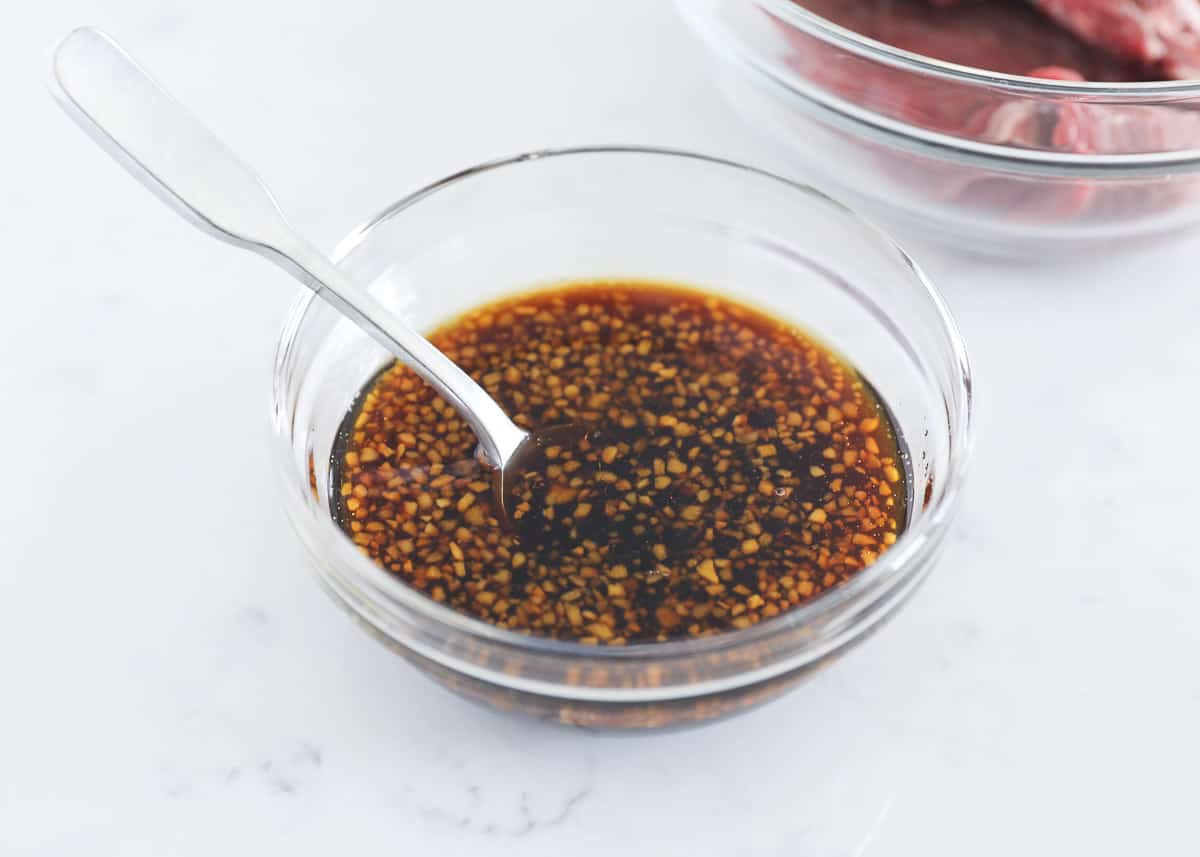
51;26;555;510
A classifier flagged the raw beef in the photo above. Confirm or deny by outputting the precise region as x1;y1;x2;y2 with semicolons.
1030;0;1200;78
797;0;1150;80
776;0;1200;224
784;0;1158;149
786;0;1200;153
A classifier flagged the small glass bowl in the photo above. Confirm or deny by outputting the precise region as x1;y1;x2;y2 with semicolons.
271;147;972;730
677;0;1200;256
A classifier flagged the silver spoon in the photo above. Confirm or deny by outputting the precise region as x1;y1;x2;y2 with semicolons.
51;26;563;511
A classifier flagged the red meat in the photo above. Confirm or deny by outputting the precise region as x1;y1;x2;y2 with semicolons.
797;0;1149;80
1030;0;1200;78
785;0;1152;148
777;1;1200;224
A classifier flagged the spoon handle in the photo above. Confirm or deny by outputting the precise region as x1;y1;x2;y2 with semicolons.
50;26;527;467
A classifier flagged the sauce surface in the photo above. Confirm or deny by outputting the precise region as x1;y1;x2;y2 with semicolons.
332;281;907;644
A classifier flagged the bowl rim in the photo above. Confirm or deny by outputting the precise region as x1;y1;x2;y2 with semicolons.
677;0;1200;170
274;144;974;665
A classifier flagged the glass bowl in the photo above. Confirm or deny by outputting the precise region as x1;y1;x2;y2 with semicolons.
677;0;1200;257
271;146;972;730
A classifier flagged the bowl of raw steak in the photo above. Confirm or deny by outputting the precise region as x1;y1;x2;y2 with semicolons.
678;0;1200;256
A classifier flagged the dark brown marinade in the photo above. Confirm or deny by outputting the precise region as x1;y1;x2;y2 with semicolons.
331;281;908;644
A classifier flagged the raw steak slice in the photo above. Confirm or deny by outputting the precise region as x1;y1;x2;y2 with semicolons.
796;0;1150;80
1030;0;1200;78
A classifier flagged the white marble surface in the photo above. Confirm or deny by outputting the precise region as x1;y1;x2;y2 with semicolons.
3;1;1200;854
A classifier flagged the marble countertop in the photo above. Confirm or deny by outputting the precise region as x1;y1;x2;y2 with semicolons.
3;1;1199;854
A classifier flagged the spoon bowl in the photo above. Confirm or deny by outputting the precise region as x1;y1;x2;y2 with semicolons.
494;423;591;529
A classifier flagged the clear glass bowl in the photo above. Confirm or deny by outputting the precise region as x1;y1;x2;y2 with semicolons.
677;0;1200;256
271;147;972;730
